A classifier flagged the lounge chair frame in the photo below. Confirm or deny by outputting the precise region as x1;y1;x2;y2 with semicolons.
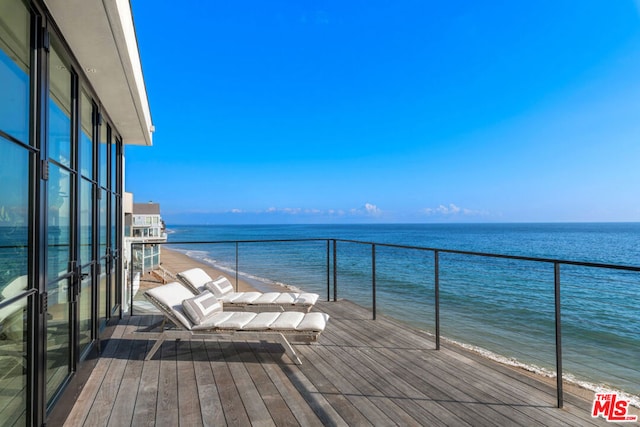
140;284;327;365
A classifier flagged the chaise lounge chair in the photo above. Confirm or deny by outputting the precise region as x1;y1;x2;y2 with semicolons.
142;282;329;364
176;268;319;312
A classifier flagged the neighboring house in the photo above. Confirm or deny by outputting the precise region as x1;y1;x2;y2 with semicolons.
122;195;167;311
0;1;153;424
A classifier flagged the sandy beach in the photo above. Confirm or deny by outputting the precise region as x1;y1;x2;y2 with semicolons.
136;247;261;293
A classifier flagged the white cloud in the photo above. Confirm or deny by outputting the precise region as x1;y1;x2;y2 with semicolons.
424;203;487;217
254;203;383;217
364;203;382;215
230;208;243;213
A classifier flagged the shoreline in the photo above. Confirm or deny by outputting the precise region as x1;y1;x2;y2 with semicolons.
157;247;291;294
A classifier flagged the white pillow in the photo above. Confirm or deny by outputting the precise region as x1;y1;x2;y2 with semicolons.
182;291;222;325
204;275;234;298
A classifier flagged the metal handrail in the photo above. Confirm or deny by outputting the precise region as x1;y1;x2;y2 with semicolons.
127;238;640;409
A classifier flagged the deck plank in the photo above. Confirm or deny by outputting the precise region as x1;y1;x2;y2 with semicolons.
107;315;153;427
189;339;226;427
155;339;179;427
207;341;252;426
60;299;627;426
175;339;204;427
233;340;300;426
63;314;131;427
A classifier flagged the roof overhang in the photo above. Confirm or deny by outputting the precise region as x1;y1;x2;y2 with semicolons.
44;0;153;146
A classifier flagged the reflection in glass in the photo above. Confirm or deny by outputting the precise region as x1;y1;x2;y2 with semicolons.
80;91;93;179
79;178;93;265
0;0;30;144
48;165;71;282
99;258;107;325
48;43;72;168
111;194;117;312
99;189;107;258
99;124;107;188
0;3;30;420
78;265;92;351
0;138;28;295
0;296;28;425
46;277;70;403
111;194;117;255
111;138;117;192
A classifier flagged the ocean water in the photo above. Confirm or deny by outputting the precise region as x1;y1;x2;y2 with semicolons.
165;223;640;404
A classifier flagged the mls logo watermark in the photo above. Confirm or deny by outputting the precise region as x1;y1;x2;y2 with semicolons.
591;393;638;422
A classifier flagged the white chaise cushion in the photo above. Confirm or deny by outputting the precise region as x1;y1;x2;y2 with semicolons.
182;291;223;325
269;312;305;330
226;292;261;304
242;312;280;330
178;268;213;292
145;282;196;330
215;312;256;329
273;293;298;304
296;313;329;331
295;293;319;306
250;292;281;304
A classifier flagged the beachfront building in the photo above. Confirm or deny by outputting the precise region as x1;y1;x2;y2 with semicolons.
0;0;153;425
122;197;167;311
125;199;167;270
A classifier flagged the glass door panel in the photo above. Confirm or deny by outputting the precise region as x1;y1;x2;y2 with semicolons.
0;0;30;144
79;178;93;267
46;38;73;404
78;265;92;351
47;44;72;168
99;258;107;329
110;194;118;314
78;178;94;354
47;165;71;282
0;295;29;426
45;277;70;402
79;91;93;179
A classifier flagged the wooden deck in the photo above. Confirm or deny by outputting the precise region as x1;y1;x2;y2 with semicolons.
61;300;625;426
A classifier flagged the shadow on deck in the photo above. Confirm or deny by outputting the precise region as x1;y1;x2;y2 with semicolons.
61;300;622;426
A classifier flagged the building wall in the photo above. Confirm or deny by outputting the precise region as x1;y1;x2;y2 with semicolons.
0;1;141;425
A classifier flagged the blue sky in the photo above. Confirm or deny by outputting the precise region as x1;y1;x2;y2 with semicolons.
127;1;640;224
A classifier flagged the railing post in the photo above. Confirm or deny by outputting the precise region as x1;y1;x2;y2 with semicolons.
333;239;337;301
554;262;564;408
372;243;376;320
235;242;239;292
326;240;330;302
434;250;440;350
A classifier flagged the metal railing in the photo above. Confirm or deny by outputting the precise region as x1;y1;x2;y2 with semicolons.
126;238;640;409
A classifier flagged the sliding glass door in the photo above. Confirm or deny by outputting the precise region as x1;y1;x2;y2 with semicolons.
45;36;74;404
0;1;33;424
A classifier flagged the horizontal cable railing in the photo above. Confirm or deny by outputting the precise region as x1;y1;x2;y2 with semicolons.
126;238;640;409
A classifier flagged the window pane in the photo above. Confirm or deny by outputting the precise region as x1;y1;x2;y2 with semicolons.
46;276;70;402
0;0;30;144
111;138;117;192
99;258;107;323
99;189;107;257
99;123;107;187
78;265;92;350
0;137;29;294
47;164;71;282
111;194;117;255
80;91;93;179
48;42;72;167
0;295;28;426
79;178;93;265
